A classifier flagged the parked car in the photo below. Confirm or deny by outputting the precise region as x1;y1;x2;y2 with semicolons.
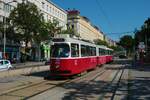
0;60;13;71
119;55;127;59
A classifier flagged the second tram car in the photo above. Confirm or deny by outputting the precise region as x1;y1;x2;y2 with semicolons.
50;36;113;76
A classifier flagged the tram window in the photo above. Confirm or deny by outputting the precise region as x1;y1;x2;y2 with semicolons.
105;50;107;55
108;50;110;55
103;49;106;55
81;45;87;57
106;50;108;55
92;47;96;56
51;43;70;57
86;46;90;56
71;43;79;57
90;47;93;56
99;48;102;56
110;51;113;55
101;49;105;55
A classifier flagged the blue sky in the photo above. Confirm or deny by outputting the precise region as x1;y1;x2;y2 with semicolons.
51;0;150;41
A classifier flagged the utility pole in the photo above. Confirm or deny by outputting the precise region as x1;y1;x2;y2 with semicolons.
3;0;17;59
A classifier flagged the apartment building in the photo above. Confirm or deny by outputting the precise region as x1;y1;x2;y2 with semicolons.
0;0;67;61
104;35;116;47
0;0;67;28
67;10;104;42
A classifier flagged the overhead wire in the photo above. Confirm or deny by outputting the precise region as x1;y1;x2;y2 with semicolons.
95;0;113;32
106;30;134;35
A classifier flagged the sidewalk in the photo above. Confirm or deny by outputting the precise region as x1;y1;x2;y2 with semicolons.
0;61;49;78
128;62;150;100
112;61;150;100
12;61;45;69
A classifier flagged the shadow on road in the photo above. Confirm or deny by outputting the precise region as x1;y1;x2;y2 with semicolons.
111;59;131;65
128;78;150;100
24;59;150;100
25;70;49;78
26;70;69;80
60;59;150;100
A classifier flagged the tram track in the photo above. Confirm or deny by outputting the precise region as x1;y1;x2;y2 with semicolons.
110;65;125;100
29;64;120;100
0;78;70;100
0;65;107;100
25;67;107;99
26;65;112;100
98;65;125;100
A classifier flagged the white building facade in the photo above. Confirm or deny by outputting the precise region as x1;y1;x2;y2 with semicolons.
0;0;67;61
67;10;104;42
0;0;67;29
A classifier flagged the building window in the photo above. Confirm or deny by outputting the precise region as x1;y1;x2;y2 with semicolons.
52;8;54;14
42;2;45;9
71;43;79;57
50;6;51;13
0;2;3;10
3;3;11;12
55;9;57;16
46;5;48;11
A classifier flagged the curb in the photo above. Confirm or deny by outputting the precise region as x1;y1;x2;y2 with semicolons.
0;65;50;78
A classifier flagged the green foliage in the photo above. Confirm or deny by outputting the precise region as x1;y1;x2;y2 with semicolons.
60;24;80;37
61;28;74;34
135;17;150;46
119;35;134;49
44;20;62;37
9;2;44;44
60;28;79;37
0;19;20;42
109;45;122;51
119;35;134;56
94;39;109;46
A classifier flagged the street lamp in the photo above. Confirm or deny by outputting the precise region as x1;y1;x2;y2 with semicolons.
3;0;17;59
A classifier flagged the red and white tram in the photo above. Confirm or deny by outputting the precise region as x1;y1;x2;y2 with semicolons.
50;36;113;76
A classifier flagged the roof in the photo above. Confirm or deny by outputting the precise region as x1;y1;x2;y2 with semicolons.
67;10;80;15
46;0;67;14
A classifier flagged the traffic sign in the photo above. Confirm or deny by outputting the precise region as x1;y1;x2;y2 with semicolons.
138;42;145;49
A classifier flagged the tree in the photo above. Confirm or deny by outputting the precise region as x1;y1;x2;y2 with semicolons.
135;17;150;47
9;2;45;61
94;39;109;46
9;2;44;46
44;20;62;37
119;35;134;56
0;19;20;43
61;28;75;37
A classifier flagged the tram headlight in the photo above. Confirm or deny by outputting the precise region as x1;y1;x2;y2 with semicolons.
55;65;60;69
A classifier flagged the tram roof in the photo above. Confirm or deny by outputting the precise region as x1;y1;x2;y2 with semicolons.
52;37;96;47
52;36;113;50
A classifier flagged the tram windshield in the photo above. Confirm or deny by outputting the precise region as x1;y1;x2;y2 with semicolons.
51;43;70;57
